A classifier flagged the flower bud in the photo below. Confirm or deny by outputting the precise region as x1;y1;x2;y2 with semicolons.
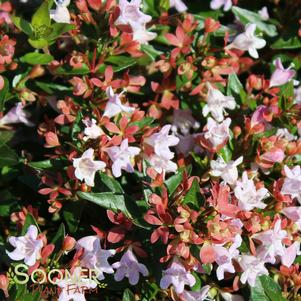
29;65;45;79
0;274;9;297
63;235;76;252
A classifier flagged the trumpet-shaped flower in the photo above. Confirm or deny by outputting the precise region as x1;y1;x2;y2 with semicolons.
106;139;140;177
50;0;71;23
73;148;106;187
204;117;231;148
213;234;242;280
112;248;149;285
229;24;266;59
202;83;236;122
160;259;196;294
269;58;296;88
146;153;178;174
180;285;210;301
145;125;179;160
103;87;134;118
57;267;97;301
238;255;268;287
169;0;187;13
83;119;103;141
210;0;232;11
76;236;115;280
234;172;268;211
115;0;152;29
281;165;301;203
282;206;301;230
210;156;243;186
172;109;200;136
0;103;33;127
276;128;296;141
6;225;43;266
258;6;269;20
132;26;157;44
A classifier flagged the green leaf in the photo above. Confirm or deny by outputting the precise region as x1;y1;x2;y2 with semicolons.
20;52;54;65
122;289;136;301
227;73;247;104
105;56;137;72
48;23;76;40
21;213;39;235
32;1;51;27
99;173;124;193
51;223;65;254
63;201;84;233
0;76;9;112
182;179;204;210
35;81;72;93
11;16;33;36
165;170;184;196
259;275;286;301
77;192;130;217
0;145;18;167
251;278;269;301
232;6;277;37
218;145;232;162
272;36;301;49
28;38;49;49
131;117;155;129
141;45;163;61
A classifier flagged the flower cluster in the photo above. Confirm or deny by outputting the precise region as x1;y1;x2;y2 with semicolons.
0;0;301;300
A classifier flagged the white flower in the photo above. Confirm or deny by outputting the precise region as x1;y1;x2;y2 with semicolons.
282;206;301;230
76;236;115;280
115;0;152;29
253;219;287;263
180;286;210;301
83;119;103;141
132;25;157;44
106;139;140;177
234;171;269;211
210;0;232;11
145;125;179;160
213;234;242;280
172;109;200;136
50;0;71;24
210;156;243;186
57;267;97;301
204;117;231;147
281;165;301;203
146;153;178;174
238;255;268;287
73;148;106;187
258;6;269;21
112;248;149;285
6;225;43;266
294;85;301;104
276;128;296;141
229;24;266;59
202;83;236;122
103;87;134;118
0;102;33;127
169;0;187;13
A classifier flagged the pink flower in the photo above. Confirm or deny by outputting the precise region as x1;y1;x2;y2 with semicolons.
276;128;296;141
73;148;106;187
104;87;135;118
282;206;301;230
160;259;196;294
57;267;97;301
210;0;232;11
169;0;187;13
228;24;266;59
204;117;231;148
281;165;301;203
258;6;269;21
145;125;179;160
234;171;268;211
0;35;15;65
269;58;296;88
76;236;115;280
106;139;140;177
213;234;242;280
238;254;268;287
6;225;43;266
0;103;34;127
112;248;149;285
180;285;210;301
83;118;103;141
